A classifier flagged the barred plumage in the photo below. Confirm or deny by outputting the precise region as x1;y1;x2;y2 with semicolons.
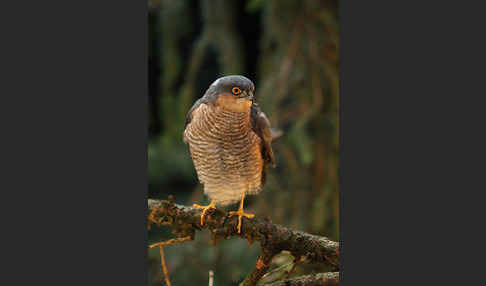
183;75;275;234
184;103;263;206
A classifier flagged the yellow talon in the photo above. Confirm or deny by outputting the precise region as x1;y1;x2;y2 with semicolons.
228;193;254;233
193;200;216;226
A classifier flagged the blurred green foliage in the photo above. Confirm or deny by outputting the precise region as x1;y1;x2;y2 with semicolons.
148;0;339;285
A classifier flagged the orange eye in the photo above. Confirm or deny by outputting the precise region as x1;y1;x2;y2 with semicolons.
232;87;241;95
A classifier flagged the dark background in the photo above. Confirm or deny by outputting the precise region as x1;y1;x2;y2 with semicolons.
3;0;484;285
147;0;339;285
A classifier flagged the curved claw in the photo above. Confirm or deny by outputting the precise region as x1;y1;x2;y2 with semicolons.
229;209;255;233
193;201;216;226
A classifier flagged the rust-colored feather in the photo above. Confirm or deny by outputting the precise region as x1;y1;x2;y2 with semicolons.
184;103;264;206
184;75;275;207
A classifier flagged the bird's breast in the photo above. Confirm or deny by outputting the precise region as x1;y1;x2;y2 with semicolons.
184;103;264;205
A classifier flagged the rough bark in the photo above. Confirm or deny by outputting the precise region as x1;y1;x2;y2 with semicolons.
148;198;339;286
239;249;278;286
264;272;339;286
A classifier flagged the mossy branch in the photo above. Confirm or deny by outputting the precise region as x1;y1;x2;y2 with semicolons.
148;198;339;286
264;272;339;286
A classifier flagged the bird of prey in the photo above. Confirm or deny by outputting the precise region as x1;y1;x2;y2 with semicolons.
183;75;276;233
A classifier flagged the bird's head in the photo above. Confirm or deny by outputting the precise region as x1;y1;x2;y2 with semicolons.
205;75;255;112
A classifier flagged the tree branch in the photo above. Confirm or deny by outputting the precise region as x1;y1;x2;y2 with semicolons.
148;198;339;285
264;272;339;286
239;249;278;286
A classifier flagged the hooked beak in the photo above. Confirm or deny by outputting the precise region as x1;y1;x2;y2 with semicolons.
240;90;254;101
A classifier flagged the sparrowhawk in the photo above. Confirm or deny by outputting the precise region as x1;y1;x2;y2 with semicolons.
183;75;276;233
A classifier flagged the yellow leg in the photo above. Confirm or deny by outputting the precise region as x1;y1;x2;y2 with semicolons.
229;193;255;233
193;200;216;226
